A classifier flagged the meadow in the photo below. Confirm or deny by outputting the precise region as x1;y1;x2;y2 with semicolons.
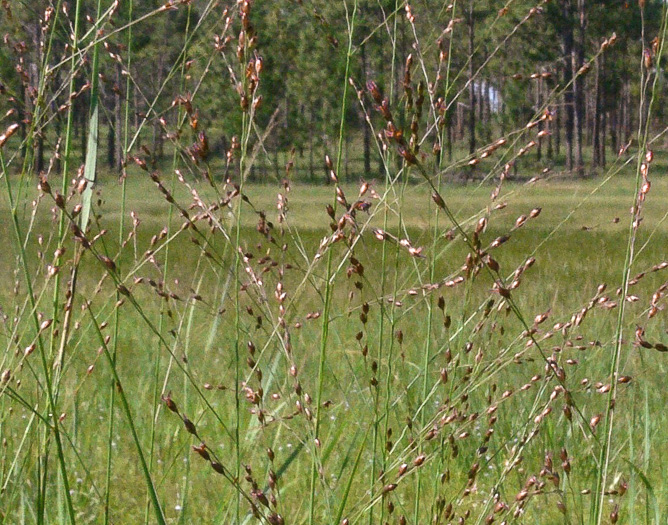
1;168;666;523
1;0;668;523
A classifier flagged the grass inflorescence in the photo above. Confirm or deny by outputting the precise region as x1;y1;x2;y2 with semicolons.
1;1;667;524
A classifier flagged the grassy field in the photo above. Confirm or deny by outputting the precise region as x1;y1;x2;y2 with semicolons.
1;170;667;524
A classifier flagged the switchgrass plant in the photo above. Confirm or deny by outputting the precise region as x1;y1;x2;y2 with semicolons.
1;0;667;524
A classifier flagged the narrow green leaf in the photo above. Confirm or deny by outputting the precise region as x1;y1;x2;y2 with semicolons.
80;0;102;231
334;424;370;525
623;459;660;525
80;102;98;230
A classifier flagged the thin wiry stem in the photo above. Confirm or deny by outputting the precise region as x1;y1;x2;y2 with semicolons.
309;3;358;524
592;4;668;524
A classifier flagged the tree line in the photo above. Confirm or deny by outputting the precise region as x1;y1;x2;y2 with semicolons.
0;0;664;182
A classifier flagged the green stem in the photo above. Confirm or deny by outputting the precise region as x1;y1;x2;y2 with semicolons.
1;151;76;524
87;307;166;525
309;3;357;524
104;1;134;522
591;5;668;524
144;5;193;524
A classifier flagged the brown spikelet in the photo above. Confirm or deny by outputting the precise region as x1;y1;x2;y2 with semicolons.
162;392;179;415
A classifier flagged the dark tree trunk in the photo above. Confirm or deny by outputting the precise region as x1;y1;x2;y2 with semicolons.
554;85;561;157
482;77;492;143
321;106;329;182
114;63;123;171
537;76;543;161
593;56;602;167
572;0;585;176
600;107;607;167
610;105;618;156
560;0;574;172
468;1;476;156
361;42;371;178
457;102;464;140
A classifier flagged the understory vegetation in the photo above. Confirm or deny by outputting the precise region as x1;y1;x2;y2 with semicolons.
0;1;667;524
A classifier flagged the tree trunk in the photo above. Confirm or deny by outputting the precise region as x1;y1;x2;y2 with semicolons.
600;106;607;167
610;92;618;157
546;75;553;160
361;41;371;178
572;0;585;176
114;63;123;171
554;88;560;157
447;108;453;161
468;1;476;156
321;106;329;182
560;0;574;172
593;56;601;167
537;76;543;161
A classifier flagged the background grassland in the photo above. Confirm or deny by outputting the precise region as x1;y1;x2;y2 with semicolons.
1;171;666;523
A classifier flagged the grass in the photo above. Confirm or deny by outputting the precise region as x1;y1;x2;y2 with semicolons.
1;1;667;523
0;171;666;523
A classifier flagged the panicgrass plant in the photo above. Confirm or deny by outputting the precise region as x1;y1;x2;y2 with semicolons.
0;1;667;524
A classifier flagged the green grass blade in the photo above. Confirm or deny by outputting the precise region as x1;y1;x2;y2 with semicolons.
623;459;660;525
80;102;98;231
334;425;371;525
80;0;103;231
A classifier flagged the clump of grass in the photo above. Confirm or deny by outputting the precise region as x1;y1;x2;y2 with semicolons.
1;1;667;524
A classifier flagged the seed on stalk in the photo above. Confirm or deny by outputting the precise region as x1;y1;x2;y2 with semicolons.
0;123;19;148
192;443;210;461
382;483;397;494
162;392;179;415
182;416;198;436
490;235;510;248
38;176;52;194
589;414;602;432
267;513;284;525
644;48;652;69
